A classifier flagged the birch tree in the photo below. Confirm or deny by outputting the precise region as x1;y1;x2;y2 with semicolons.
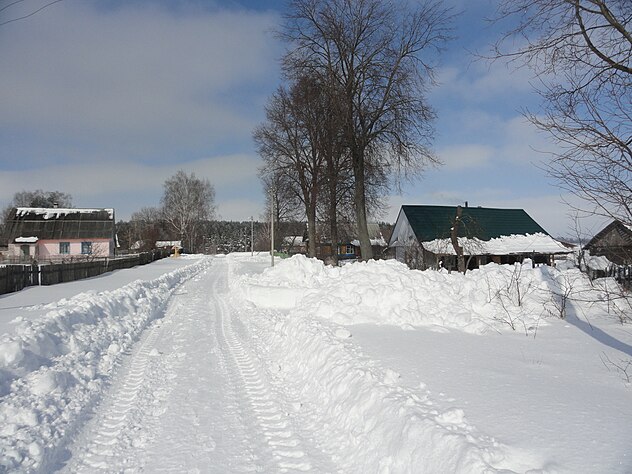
161;170;215;252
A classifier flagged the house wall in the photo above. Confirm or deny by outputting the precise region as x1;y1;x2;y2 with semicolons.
38;239;113;258
8;243;38;258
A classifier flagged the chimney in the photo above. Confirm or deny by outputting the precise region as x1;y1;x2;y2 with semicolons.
464;201;468;208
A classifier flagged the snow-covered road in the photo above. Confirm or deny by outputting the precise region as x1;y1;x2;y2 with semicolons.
63;257;333;473
2;254;630;473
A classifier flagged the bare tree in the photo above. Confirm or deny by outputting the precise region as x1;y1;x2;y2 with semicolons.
129;206;162;251
1;189;73;238
260;170;304;253
7;189;72;209
282;0;450;260
254;78;329;258
492;0;632;225
161;170;215;252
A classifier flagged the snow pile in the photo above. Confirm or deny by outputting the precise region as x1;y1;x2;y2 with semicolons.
234;255;561;333
583;251;613;272
0;258;210;471
251;313;530;472
14;237;38;243
421;232;569;255
232;267;542;472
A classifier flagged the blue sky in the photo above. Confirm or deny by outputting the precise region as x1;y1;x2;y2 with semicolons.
0;0;608;237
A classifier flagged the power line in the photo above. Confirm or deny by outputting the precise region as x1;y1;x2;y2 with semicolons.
0;0;64;27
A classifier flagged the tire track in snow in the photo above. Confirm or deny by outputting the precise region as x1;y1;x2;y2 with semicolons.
63;259;336;473
212;262;331;473
62;272;203;473
67;325;163;471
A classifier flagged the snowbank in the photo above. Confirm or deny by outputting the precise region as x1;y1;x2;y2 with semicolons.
230;257;543;472
0;257;210;471
233;255;564;334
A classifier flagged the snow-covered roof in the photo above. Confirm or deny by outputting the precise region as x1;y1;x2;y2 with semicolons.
7;207;115;241
16;207;114;220
351;238;388;247
15;236;38;243
421;233;570;256
156;240;182;248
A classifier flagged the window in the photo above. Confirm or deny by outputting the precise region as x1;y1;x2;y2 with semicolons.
59;242;70;254
81;242;93;255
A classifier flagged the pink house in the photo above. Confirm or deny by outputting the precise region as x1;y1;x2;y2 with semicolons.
5;207;115;262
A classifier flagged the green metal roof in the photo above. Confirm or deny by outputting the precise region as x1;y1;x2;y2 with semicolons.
400;205;549;242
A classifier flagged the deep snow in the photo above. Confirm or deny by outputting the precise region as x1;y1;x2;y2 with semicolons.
0;253;630;473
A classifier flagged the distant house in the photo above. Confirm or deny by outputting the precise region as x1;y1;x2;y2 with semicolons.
584;220;632;266
283;235;307;255
389;205;569;271
5;207;115;261
155;240;182;250
313;222;388;262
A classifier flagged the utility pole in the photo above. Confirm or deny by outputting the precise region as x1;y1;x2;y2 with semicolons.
270;189;275;267
251;216;254;257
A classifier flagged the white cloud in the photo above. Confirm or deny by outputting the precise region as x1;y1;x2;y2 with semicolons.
434;59;535;104
0;154;263;219
438;144;494;169
216;198;264;222
0;1;281;165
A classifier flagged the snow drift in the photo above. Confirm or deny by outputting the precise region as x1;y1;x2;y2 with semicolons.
0;258;210;471
232;254;577;334
228;255;558;472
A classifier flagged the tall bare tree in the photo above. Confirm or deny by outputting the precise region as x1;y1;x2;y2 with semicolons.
492;0;632;225
260;170;303;252
282;0;450;260
129;206;162;251
161;170;215;252
255;77;329;257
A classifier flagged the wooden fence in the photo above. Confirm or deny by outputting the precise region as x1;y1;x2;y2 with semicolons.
606;265;632;289
0;250;170;295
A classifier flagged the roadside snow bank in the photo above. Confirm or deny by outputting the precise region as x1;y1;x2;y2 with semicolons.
229;256;548;472
0;257;211;472
233;255;564;334
235;299;540;473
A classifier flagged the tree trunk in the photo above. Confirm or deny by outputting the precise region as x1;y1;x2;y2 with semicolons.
352;147;373;261
306;196;317;258
451;205;465;273
327;157;339;265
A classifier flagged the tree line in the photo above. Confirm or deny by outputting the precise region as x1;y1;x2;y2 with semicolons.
255;0;451;263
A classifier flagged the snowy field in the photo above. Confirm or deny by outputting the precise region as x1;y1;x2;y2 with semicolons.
0;253;630;472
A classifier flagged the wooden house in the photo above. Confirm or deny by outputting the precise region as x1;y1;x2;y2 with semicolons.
584;220;632;265
313;222;388;262
5;207;115;262
389;205;569;271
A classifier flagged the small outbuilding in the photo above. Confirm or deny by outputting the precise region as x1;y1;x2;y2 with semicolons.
389;205;569;271
5;207;115;262
584;220;632;266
